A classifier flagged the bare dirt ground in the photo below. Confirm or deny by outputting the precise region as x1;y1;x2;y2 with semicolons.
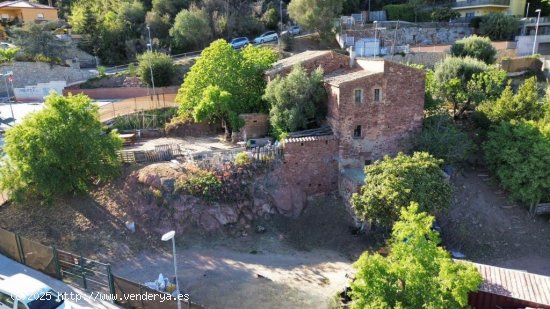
111;195;373;309
123;136;240;153
440;167;550;276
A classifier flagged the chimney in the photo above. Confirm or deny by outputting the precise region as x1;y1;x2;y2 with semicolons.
349;46;355;68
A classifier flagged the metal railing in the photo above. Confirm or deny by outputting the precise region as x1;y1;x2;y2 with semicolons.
452;0;510;7
104;50;203;74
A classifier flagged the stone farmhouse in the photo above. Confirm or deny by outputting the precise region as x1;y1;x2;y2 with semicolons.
265;50;424;212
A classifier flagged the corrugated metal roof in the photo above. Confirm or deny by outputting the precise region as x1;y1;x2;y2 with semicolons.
284;134;336;144
470;262;550;305
0;0;56;9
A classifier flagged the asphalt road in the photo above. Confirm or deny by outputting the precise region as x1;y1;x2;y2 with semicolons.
0;254;119;309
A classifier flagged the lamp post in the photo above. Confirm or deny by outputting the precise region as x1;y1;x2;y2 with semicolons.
146;25;157;106
1;71;14;120
161;231;181;309
532;9;542;56
526;2;530;18
279;0;283;32
373;21;378;58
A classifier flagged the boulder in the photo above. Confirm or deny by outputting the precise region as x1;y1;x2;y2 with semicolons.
199;212;221;231
271;185;306;217
208;206;239;225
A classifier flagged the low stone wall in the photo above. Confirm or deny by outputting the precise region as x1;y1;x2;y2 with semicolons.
63;86;179;100
382;52;446;68
3;61;97;88
501;57;542;73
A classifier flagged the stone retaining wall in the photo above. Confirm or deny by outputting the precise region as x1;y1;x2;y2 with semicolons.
2;62;97;88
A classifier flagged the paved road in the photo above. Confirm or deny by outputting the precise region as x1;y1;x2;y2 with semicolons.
0;254;119;309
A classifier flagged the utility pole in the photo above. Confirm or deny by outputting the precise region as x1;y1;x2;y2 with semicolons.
279;0;283;31
533;9;542;55
146;25;157;107
526;2;530;18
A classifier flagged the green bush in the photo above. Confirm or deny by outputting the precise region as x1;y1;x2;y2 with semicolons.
483;120;550;209
351;152;452;227
479;13;519;41
383;4;431;22
450;35;497;64
280;33;294;52
127;63;137;77
469;16;483;28
235;152;251;167
137;51;176;87
112;107;178;130
431;7;460;22
176;170;222;201
97;65;107;77
415;115;476;167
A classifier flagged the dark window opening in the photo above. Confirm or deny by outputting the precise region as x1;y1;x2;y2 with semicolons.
354;89;363;104
365;160;372;165
353;125;362;138
300;143;304;146
374;88;381;102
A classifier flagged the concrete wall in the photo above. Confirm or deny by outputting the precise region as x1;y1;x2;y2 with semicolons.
382;52;446;68
516;35;550;56
2;61;96;89
14;81;66;102
63;86;179;100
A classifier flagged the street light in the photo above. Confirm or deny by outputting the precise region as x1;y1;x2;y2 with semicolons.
532;9;542;55
161;230;181;309
526;2;530;18
373;21;378;58
0;71;14;121
146;25;157;106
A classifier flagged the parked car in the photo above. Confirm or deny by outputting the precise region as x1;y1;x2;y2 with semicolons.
0;42;16;49
253;31;278;44
230;37;250;49
0;274;74;309
281;26;301;36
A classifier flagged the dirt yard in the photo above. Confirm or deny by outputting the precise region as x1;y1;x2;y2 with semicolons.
440;167;550;276
123;136;240;153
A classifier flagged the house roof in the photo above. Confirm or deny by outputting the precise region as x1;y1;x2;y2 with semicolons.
471;262;550;305
265;50;333;76
284;126;335;143
324;69;380;86
0;0;56;9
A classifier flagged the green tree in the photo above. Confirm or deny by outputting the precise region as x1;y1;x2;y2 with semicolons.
262;7;279;30
479;13;519;41
263;65;326;135
0;47;19;63
170;6;213;52
193;85;242;136
137;51;176;87
351;152;452;227
0;93;122;202
145;11;171;46
152;0;188;19
478;77;545;123
431;7;460;22
484;120;550;211
288;0;342;41
12;21;68;61
176;40;277;139
434;57;506;118
415;115;476;167
350;203;482;309
450;35;497;64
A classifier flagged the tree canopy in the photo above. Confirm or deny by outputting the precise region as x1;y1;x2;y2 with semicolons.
137;51;176;87
483;120;550;209
479;13;519;41
450;35;497;64
0;93;122;202
12;21;68;62
288;0;343;41
478;77;546;123
263;65;327;136
176;39;277;138
350;203;482;309
170;6;212;52
433;57;506;118
351;152;452;227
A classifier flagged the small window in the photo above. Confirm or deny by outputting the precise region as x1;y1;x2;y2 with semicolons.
354;89;363;104
0;292;14;308
37;13;44;19
374;88;381;102
353;125;362;138
365;160;372;165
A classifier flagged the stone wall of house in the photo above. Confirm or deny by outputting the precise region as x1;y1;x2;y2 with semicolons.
3;61;97;89
236;113;269;141
328;61;424;168
268;136;339;217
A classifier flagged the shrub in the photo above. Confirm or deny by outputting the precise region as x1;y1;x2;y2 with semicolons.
450;35;497;64
483;120;550;209
127;63;137;77
431;7;460;22
469;16;483;29
351;152;452;228
350;203;482;308
137;51;176;87
479;13;519;41
235;152;251;167
477;77;545;123
176;169;222;201
97;65;107;77
383;4;431;22
280;33;294;52
0;93;122;202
